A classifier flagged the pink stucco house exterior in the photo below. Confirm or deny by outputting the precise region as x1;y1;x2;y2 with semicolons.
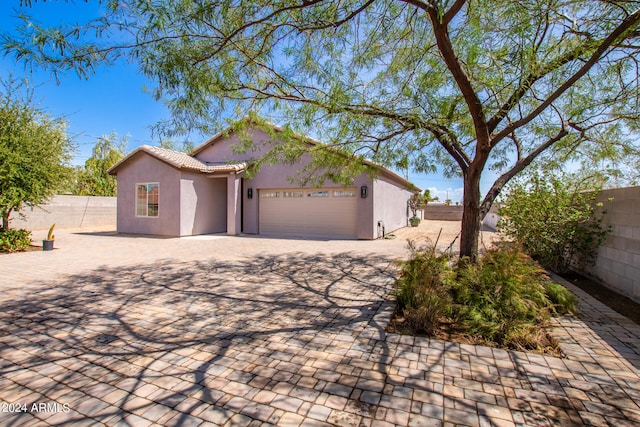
108;121;416;239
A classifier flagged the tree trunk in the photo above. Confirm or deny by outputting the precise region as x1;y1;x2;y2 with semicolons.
1;210;10;231
459;171;482;261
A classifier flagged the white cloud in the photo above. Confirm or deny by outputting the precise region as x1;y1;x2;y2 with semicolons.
427;186;464;203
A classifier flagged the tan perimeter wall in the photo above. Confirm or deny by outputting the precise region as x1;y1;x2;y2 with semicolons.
584;186;640;303
10;195;116;231
424;204;463;221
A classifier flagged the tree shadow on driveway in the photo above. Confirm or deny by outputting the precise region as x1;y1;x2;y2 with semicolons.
3;252;640;426
0;252;399;426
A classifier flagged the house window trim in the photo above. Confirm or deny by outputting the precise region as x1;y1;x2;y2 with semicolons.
135;182;160;218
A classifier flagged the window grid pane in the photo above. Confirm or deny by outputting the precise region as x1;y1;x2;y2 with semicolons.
333;190;355;198
284;191;303;198
147;183;159;217
260;191;279;198
136;184;148;216
136;183;159;217
307;191;329;198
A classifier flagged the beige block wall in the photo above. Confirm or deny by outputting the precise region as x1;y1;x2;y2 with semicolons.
11;195;116;231
584;186;640;303
424;204;463;221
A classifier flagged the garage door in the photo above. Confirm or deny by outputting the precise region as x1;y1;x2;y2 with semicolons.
259;188;358;239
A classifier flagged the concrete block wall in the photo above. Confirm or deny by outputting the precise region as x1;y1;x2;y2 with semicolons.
10;195;116;231
424;204;463;221
584;186;640;303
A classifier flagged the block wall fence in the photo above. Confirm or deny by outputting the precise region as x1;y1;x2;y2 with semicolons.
423;204;463;221
584;186;640;304
10;195;117;231
482;186;640;304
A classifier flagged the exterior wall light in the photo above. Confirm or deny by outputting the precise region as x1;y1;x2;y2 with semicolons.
360;186;368;198
247;188;253;199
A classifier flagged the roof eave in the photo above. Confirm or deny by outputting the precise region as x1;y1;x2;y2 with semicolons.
189;119;416;190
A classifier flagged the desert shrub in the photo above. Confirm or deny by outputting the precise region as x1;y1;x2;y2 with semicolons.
498;172;611;273
0;228;32;252
393;241;578;350
451;245;577;349
394;242;453;335
544;281;578;315
452;247;548;343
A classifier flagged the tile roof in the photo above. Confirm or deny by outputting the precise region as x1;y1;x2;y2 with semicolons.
143;145;207;170
108;145;246;175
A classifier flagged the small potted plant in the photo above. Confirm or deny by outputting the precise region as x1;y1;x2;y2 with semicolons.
43;224;55;251
408;192;424;227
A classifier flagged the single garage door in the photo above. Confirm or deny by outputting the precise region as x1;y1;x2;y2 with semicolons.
259;187;358;239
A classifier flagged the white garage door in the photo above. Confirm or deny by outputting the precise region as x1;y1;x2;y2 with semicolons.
259;188;358;239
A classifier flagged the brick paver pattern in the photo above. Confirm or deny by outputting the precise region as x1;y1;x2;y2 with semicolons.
1;229;639;426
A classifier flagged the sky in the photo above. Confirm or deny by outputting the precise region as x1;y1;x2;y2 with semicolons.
0;1;503;204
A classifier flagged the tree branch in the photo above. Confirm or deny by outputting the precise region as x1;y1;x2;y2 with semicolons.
295;0;376;31
423;5;489;150
480;126;569;219
490;7;640;147
486;45;584;134
230;72;474;172
443;0;467;24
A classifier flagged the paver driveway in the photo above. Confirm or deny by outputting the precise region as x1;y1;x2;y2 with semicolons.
1;225;639;426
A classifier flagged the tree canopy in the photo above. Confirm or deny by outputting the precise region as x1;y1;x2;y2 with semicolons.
5;0;640;258
0;78;73;230
72;133;126;197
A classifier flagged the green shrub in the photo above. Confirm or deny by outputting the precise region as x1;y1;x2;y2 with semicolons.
498;172;611;273
544;281;578;315
393;242;578;351
0;228;32;252
394;242;453;335
451;245;577;349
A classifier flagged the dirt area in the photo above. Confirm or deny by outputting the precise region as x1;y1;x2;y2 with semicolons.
390;219;501;253
0;245;43;255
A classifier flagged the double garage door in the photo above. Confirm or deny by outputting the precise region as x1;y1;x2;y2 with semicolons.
259;187;358;239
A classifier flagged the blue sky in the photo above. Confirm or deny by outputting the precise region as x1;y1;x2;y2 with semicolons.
0;1;497;203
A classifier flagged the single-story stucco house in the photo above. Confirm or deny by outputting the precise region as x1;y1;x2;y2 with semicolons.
108;120;417;239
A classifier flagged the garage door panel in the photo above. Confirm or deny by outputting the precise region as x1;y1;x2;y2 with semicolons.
259;188;357;239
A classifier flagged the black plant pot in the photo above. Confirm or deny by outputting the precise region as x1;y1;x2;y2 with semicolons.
43;240;54;251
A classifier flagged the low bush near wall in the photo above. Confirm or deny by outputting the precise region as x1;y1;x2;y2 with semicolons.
0;229;32;253
392;242;577;352
498;172;611;273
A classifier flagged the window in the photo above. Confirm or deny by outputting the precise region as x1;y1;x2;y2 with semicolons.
260;191;279;198
284;191;303;198
307;191;329;198
333;190;356;198
136;183;159;217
